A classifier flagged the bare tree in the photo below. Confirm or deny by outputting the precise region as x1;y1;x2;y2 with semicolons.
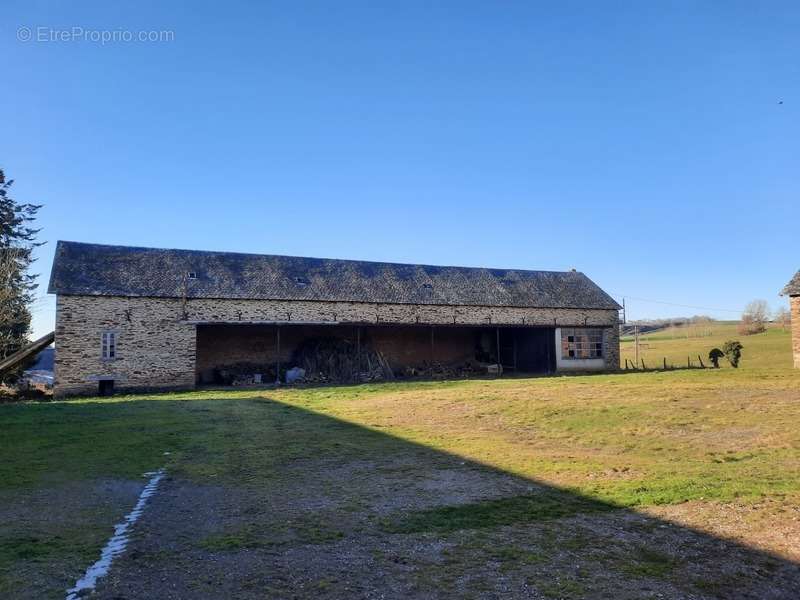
774;306;791;331
738;300;769;335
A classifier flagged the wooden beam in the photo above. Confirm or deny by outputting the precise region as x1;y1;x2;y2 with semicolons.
356;326;361;379
0;331;55;377
275;325;281;384
496;327;501;376
513;330;517;371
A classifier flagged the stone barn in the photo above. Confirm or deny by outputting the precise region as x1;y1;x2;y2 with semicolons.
48;241;621;397
782;270;800;368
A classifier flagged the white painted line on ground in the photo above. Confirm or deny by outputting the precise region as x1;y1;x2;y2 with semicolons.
65;468;166;600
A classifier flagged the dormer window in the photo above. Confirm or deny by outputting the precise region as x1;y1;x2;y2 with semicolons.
294;276;310;287
188;272;197;280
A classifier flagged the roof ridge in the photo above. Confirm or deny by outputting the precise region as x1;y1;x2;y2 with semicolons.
53;240;582;276
49;240;622;310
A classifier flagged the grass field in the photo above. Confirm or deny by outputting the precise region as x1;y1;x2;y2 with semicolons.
2;336;799;597
621;320;793;370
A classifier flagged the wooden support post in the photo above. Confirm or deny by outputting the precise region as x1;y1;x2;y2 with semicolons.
641;358;646;370
698;355;705;369
687;356;691;369
513;330;518;372
356;326;361;379
663;357;667;370
496;327;501;376
430;326;434;365
275;325;281;384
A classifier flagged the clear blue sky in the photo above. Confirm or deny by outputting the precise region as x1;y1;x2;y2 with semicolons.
3;1;798;337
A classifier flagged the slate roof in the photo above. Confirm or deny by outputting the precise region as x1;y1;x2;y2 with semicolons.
48;241;622;310
782;271;800;296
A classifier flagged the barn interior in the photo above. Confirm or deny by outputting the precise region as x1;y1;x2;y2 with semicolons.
195;323;556;385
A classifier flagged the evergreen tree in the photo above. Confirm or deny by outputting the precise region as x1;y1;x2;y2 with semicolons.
0;168;43;360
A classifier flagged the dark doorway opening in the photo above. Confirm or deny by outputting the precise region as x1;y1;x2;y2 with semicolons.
496;327;556;374
98;379;115;396
195;323;557;384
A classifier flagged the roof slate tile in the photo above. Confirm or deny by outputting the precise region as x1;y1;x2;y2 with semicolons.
48;241;622;310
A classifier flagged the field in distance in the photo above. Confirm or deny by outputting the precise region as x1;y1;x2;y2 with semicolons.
620;320;792;370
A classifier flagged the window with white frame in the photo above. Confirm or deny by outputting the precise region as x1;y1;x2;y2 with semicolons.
561;328;603;359
101;331;117;359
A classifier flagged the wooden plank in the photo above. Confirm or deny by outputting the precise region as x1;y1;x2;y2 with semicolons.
0;331;55;377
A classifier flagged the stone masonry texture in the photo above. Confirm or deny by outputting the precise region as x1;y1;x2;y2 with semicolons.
792;296;800;369
54;295;620;396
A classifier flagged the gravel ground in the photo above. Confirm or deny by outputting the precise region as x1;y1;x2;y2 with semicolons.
90;454;800;599
0;479;144;599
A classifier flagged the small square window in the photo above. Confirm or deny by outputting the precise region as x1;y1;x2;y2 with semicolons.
188;272;197;280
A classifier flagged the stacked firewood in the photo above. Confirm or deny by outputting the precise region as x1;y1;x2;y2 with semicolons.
290;337;394;383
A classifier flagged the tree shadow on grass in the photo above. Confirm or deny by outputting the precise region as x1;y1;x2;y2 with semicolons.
5;394;799;599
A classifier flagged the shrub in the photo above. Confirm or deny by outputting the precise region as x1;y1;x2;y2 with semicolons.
722;340;743;368
708;348;724;368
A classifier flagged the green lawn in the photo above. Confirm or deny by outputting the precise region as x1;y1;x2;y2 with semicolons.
621;320;793;370
2;365;800;598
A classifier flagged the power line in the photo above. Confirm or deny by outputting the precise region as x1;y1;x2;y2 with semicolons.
612;294;742;314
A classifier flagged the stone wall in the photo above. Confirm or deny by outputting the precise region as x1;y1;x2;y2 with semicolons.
792;296;800;369
604;324;620;371
182;297;618;328
54;295;620;396
54;295;197;396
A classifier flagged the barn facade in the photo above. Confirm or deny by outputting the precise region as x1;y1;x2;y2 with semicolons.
48;241;621;397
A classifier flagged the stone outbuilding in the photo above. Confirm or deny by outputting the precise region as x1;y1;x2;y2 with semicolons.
48;241;622;397
781;270;800;368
